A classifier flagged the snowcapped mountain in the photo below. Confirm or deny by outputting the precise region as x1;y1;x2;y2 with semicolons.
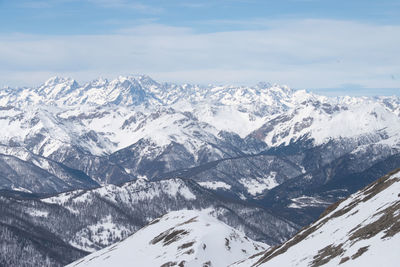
67;209;267;267
1;75;399;197
233;168;400;267
251;96;400;148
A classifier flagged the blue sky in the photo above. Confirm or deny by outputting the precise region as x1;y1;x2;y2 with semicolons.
1;0;399;95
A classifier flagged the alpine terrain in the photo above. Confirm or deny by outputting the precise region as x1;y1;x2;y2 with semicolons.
0;75;399;266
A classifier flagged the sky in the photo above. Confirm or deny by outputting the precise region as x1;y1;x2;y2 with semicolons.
1;0;399;96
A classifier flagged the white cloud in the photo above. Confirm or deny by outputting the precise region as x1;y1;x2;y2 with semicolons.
17;0;163;13
86;0;163;13
0;19;399;93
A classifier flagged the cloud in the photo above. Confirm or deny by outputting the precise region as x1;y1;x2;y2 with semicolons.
86;0;163;13
0;19;399;95
16;0;163;13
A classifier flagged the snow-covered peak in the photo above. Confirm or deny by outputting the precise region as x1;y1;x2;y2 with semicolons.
133;74;160;86
86;77;108;87
40;76;78;93
67;209;267;267
255;81;272;89
42;76;76;86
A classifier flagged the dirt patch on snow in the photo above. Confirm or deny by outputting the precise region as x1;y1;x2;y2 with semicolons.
351;246;369;260
349;201;400;242
151;228;190;246
310;244;344;267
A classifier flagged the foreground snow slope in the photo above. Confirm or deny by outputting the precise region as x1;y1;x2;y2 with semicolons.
67;209;267;267
233;168;400;267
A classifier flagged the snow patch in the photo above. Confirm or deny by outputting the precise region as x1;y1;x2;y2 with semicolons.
288;196;332;209
27;209;49;218
198;181;232;190
239;172;279;196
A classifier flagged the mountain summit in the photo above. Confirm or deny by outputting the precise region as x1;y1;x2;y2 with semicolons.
66;209;267;267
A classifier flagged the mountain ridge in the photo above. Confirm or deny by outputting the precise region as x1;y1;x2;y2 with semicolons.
233;168;400;267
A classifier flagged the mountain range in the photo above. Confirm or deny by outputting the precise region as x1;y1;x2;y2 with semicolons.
0;75;399;266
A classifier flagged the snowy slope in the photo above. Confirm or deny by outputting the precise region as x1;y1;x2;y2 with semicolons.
233;168;400;267
67;209;267;267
